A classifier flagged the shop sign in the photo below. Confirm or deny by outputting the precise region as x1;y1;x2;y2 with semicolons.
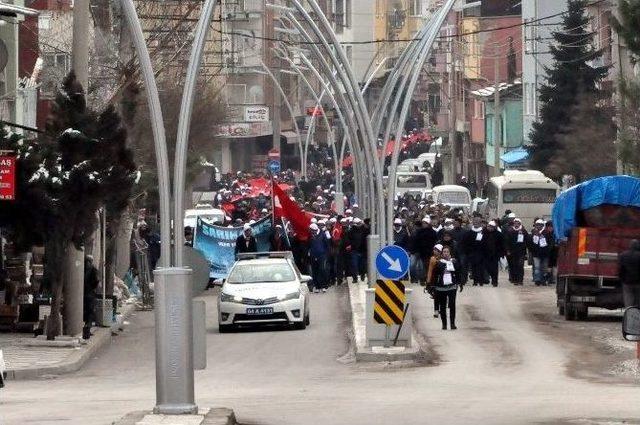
0;155;15;201
215;121;273;138
245;106;269;122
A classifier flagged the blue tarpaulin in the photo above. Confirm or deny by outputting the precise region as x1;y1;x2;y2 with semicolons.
552;175;640;240
501;148;529;164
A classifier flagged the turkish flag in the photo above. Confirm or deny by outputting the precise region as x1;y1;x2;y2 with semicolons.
273;182;311;241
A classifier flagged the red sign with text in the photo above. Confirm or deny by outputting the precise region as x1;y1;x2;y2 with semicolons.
0;155;16;200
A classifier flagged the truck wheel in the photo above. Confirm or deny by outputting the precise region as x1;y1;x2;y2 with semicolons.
558;302;565;316
564;303;577;321
575;304;588;321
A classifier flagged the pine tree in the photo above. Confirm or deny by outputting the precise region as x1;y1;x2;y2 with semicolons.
528;0;610;176
612;0;640;173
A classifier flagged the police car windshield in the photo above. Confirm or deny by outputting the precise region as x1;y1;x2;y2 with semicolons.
227;262;296;284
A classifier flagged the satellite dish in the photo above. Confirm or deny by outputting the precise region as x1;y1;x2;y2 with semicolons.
0;40;7;73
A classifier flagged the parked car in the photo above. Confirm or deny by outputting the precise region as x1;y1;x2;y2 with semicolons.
217;252;311;332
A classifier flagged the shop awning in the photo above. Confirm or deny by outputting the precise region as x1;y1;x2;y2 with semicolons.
281;130;300;145
501;147;529;164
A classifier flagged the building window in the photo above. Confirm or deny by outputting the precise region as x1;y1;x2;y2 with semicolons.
43;53;71;73
410;0;422;17
334;0;345;34
345;0;352;28
38;13;52;30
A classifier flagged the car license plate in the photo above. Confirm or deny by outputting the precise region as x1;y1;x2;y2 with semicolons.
246;307;273;315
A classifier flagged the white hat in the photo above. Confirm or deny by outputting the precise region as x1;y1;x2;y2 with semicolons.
401;207;409;212
323;189;329;194
317;196;324;201
309;223;319;231
249;219;256;225
353;203;359;208
290;196;296;201
535;219;545;225
513;218;522;223
345;209;353;214
340;218;348;224
394;218;402;225
329;217;337;223
243;223;251;231
311;217;318;224
275;224;283;228
422;216;431;224
508;212;516;218
261;208;268;213
318;219;327;225
444;218;454;223
434;244;443;252
488;220;497;227
353;217;362;224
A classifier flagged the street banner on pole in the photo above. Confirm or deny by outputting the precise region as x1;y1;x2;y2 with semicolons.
193;216;273;278
0;155;16;201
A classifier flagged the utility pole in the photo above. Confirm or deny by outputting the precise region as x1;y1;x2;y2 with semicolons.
63;0;91;337
493;42;501;178
72;0;90;89
448;30;457;185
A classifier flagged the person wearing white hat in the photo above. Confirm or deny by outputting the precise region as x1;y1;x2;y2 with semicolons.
393;217;410;251
235;222;257;255
311;217;318;224
309;222;330;293
463;215;488;286
506;218;528;285
408;215;438;285
270;223;290;252
531;218;551;286
484;220;505;287
346;216;367;283
426;243;444;318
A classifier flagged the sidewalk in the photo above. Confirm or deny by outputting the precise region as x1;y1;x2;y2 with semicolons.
0;301;137;380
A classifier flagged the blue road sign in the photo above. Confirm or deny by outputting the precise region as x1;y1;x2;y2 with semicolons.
375;245;410;280
267;160;280;174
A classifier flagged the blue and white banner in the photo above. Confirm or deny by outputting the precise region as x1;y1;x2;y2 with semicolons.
194;216;273;278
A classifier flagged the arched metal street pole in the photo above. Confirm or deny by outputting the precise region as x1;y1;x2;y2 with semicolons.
386;0;456;244
259;61;305;178
120;0;200;415
120;0;171;267
174;0;216;264
287;4;381;228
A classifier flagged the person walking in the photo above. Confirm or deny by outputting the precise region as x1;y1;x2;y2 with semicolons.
484;220;505;287
346;218;367;283
427;244;443;318
462;216;487;286
309;223;330;293
506;218;528;285
432;246;463;330
619;240;640;307
529;219;551;286
411;216;438;285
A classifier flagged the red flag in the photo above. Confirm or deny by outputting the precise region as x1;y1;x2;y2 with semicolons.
273;182;311;241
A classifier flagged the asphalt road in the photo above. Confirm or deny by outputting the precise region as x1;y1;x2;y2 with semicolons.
2;279;640;425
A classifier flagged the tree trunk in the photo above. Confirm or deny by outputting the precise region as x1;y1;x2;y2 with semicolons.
45;238;67;340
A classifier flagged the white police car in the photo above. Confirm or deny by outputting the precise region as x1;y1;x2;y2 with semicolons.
217;252;311;333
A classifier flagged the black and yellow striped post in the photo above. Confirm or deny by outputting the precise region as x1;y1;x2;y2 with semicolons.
374;279;406;325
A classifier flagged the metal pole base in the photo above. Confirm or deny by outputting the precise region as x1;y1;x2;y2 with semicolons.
367;234;380;287
153;267;197;415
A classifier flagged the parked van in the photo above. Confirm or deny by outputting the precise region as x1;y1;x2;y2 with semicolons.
432;185;472;211
184;205;225;228
395;172;432;199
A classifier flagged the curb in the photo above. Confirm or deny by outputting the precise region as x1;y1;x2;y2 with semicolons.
6;302;138;380
112;408;237;425
347;280;428;363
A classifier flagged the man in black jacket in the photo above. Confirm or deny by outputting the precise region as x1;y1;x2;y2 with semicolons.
483;220;505;287
235;224;258;256
619;239;640;307
506;218;528;285
411;216;438;262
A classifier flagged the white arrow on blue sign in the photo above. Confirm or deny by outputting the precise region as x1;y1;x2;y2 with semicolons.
375;245;410;280
267;160;280;174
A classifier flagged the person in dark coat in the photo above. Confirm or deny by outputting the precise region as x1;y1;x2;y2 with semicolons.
411;215;438;261
346;218;367;282
432;246;464;330
392;218;411;251
483;220;505;287
83;256;99;339
619;239;640;307
308;223;330;292
529;219;551;286
461;216;487;286
269;224;290;252
505;218;528;285
235;224;258;256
